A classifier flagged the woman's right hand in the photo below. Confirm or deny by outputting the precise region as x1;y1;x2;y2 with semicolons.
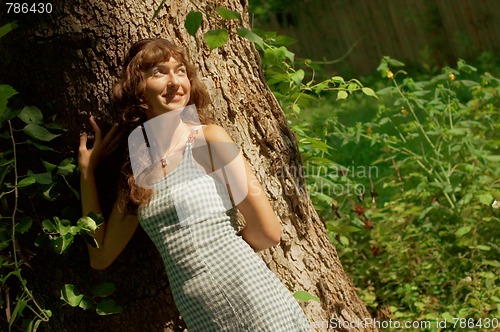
78;116;122;176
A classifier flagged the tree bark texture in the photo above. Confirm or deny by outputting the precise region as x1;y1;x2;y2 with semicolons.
0;1;376;331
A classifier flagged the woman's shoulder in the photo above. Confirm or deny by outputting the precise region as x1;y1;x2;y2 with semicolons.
201;124;234;143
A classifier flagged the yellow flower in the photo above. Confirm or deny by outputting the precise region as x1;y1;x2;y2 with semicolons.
401;107;409;116
367;127;373;135
387;71;394;79
449;73;456;81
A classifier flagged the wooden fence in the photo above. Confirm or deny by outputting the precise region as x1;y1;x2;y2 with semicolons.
261;0;500;74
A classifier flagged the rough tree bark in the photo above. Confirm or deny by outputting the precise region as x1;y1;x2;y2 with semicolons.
0;1;376;331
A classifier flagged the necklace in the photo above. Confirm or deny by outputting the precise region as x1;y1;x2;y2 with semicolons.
160;127;190;175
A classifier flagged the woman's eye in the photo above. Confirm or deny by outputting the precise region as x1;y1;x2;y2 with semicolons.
177;67;187;74
151;68;165;76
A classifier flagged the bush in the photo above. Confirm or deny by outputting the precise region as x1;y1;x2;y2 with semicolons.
289;57;500;328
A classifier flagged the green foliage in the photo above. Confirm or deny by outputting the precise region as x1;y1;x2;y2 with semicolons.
236;28;264;50
281;56;500;326
293;290;320;303
185;11;203;36
253;29;376;115
203;29;229;50
214;6;241;21
39;213;101;254
0;22;18;39
60;282;122;315
0;83;72;330
0;81;115;329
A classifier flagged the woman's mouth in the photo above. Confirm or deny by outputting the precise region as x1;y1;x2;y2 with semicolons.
170;94;183;102
163;93;183;103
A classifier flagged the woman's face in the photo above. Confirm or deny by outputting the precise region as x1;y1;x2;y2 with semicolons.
143;56;191;119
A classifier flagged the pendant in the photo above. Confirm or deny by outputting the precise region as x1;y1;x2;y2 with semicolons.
161;158;167;168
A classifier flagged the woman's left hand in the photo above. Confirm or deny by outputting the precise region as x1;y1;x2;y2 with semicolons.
78;116;122;175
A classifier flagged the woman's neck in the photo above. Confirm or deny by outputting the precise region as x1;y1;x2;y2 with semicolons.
141;105;200;161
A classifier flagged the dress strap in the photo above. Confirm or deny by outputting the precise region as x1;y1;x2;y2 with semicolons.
186;125;203;146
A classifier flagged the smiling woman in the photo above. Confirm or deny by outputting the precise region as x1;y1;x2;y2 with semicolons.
144;58;192;117
77;38;311;331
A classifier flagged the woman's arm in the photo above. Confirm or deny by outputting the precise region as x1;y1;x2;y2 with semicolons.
79;117;139;270
202;124;281;251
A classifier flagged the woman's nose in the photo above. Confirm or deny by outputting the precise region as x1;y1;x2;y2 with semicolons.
167;73;180;86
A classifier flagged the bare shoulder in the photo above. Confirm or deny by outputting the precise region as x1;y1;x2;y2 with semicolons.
202;124;234;143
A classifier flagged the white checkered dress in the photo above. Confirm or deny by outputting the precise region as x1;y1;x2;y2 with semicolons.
139;126;311;331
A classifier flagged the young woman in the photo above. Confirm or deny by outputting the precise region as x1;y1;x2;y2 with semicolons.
78;38;310;331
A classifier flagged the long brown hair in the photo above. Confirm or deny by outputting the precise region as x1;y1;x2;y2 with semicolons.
112;38;211;210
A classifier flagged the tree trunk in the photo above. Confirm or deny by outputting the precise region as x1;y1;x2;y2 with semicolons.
0;1;376;331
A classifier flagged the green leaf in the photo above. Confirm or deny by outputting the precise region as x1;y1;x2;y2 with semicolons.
281;47;295;63
484;155;500;162
204;29;229;50
51;233;74;254
455;226;472;237
379;117;392;125
331;76;345;84
17;175;36;188
457;59;477;73
482;260;500;267
78;297;94;310
337;90;348;100
459;80;479;87
42;219;56;232
0;21;18;39
447;128;468;136
293;290;320;302
291;104;300;114
43;160;57;172
54;217;72;235
91;281;117;297
80;231;99;248
376;61;389;76
237;28;264;50
0;84;17;116
477;193;493;205
77;216;98;232
57;158;76;175
385;57;405;67
18;106;43;124
275;34;296;46
362;87;378;98
376;86;396;96
215;7;241;21
87;212;105;227
26;317;43;332
290;69;304;86
9;298;27;329
339;235;349;246
28;170;53;185
264;46;294;64
27;140;56;151
23;123;60;141
347;83;358;91
185;11;203;36
60;284;84;307
15;217;32;234
96;298;123;315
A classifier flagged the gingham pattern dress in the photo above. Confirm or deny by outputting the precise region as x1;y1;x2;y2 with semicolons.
138;126;311;331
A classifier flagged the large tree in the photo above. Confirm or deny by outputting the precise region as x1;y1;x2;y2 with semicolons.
1;1;376;331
